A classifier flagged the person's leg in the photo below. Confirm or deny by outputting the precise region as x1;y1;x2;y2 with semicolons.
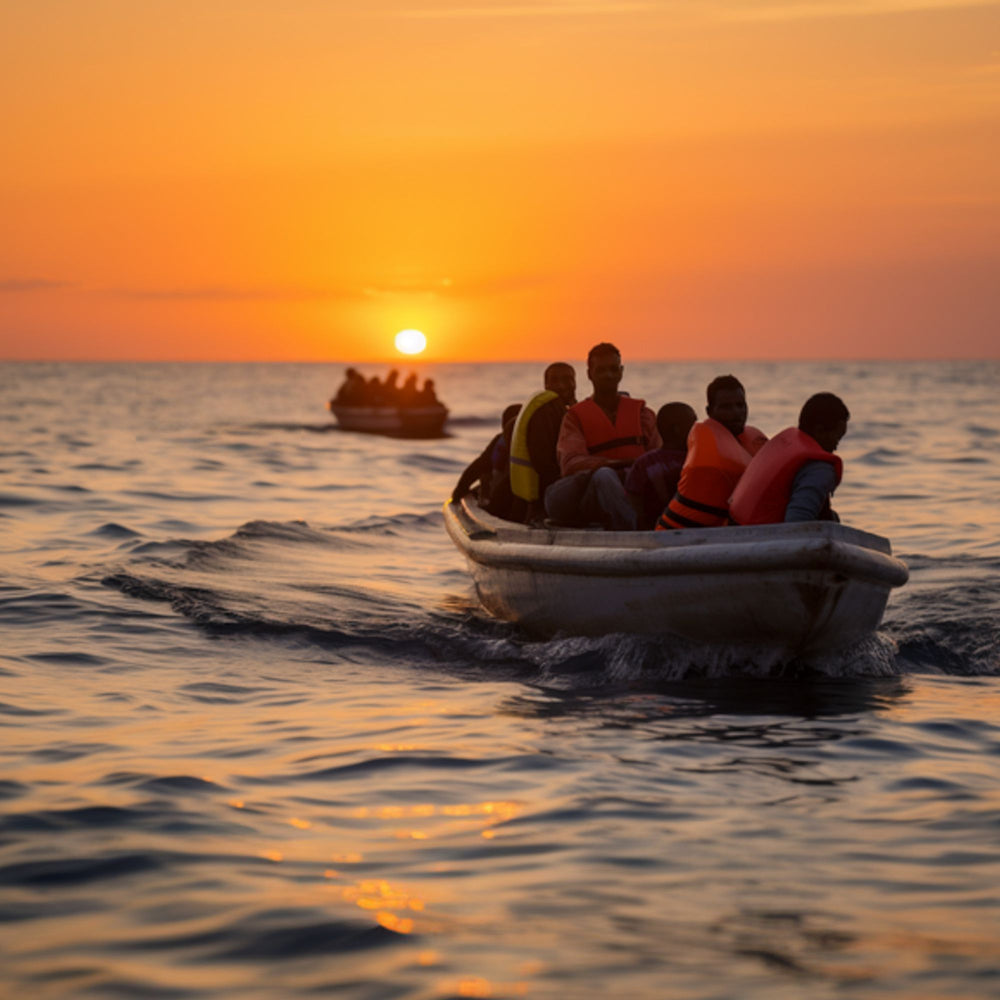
543;471;593;525
585;466;637;530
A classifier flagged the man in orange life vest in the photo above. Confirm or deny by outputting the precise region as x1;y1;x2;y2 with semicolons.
730;392;850;524
544;342;660;530
657;374;767;530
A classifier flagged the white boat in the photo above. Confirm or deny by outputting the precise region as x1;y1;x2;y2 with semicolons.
328;402;448;437
443;497;909;656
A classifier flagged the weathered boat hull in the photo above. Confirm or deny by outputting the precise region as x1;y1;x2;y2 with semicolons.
444;498;909;656
328;403;448;437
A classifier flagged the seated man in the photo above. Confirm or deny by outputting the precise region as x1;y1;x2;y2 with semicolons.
545;343;660;530
625;402;696;530
658;374;767;530
452;403;522;519
509;362;577;525
729;392;849;524
333;367;366;405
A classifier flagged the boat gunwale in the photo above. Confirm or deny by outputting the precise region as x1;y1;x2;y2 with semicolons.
445;498;909;588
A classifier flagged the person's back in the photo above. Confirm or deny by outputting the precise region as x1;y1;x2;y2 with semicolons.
625;402;696;530
509;362;577;524
334;368;364;405
658;375;766;530
451;404;522;519
418;379;439;406
730;393;849;525
398;373;419;407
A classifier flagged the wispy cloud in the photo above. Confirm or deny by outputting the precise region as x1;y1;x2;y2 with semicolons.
0;278;72;293
717;0;999;24
114;284;344;302
110;275;544;303
384;1;659;19
362;274;547;298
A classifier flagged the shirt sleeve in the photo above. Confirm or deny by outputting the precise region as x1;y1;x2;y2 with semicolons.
784;461;838;522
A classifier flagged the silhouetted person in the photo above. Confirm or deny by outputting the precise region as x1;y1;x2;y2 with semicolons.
399;372;420;407
333;368;366;405
509;362;577;525
418;379;440;406
452;404;522;519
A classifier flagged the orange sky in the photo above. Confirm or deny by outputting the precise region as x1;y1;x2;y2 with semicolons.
1;0;997;361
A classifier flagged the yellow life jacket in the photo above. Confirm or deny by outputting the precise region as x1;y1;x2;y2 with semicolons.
509;390;559;501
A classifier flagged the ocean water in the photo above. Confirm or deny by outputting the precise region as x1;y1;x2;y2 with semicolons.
2;359;999;1000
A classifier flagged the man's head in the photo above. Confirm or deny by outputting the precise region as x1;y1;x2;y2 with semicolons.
544;362;577;408
706;374;748;437
799;393;850;453
586;343;623;397
656;402;697;450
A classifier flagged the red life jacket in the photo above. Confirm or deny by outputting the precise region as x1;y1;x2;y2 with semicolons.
657;419;767;530
729;427;842;525
571;396;647;463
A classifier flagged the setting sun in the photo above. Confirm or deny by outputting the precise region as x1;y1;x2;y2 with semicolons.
395;330;427;356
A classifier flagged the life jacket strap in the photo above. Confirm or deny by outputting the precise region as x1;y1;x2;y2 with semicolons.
588;435;643;455
658;509;703;530
674;491;729;519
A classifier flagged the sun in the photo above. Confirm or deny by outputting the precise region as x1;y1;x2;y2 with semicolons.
394;329;427;355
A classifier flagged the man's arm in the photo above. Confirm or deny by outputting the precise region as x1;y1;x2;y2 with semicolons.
784;461;838;522
452;435;498;502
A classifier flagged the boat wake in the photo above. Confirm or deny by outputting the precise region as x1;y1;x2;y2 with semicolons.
98;518;1000;684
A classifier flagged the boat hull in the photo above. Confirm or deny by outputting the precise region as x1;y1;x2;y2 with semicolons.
328;403;448;437
444;498;909;656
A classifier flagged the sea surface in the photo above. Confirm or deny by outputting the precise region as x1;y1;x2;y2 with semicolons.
2;360;999;1000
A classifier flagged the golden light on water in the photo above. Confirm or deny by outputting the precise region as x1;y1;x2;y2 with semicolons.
394;329;427;355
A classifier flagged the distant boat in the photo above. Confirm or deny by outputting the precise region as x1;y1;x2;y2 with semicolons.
444;497;908;657
327;401;449;438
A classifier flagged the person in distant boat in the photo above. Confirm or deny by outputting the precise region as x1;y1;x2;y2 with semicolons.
333;368;367;405
657;374;767;530
364;374;387;405
625;401;697;530
418;379;440;406
451;404;522;519
544;343;660;530
509;362;577;525
398;372;420;407
729;392;849;524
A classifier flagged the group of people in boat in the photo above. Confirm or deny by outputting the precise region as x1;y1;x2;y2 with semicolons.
332;368;441;408
452;341;850;531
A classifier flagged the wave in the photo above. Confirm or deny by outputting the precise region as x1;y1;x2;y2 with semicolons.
93;519;1000;683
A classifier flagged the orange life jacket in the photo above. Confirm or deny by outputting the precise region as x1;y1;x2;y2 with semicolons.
728;427;842;525
657;419;767;530
571;396;647;463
